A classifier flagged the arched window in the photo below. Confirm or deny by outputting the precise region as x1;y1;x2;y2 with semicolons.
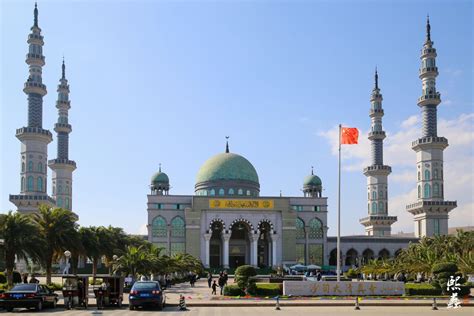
379;190;383;199
22;162;25;172
371;202;377;213
152;216;167;237
424;183;431;198
218;188;225;196
28;161;33;172
58;185;62;194
417;171;420;181
171;216;185;237
53;185;56;195
238;189;243;195
433;183;439;197
21;177;25;191
425;169;430;181
308;218;323;239
209;189;215;196
57;197;63;207
228;188;234;195
367;192;369;199
65;198;70;210
372;191;376;200
433;169;438;179
38;162;42;173
418;185;421;198
27;176;34;191
296;218;305;240
246;190;251;196
378;202;384;213
37;177;43;192
66;186;70;194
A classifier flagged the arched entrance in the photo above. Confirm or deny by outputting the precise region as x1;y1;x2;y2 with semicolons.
229;220;251;268
257;222;272;268
378;248;390;260
345;249;358;267
362;248;374;265
209;220;224;268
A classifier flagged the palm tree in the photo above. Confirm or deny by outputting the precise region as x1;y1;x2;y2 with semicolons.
78;226;101;277
33;205;79;285
0;211;44;287
114;245;154;278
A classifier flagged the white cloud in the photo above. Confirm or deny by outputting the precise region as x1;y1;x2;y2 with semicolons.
138;223;148;235
320;112;474;233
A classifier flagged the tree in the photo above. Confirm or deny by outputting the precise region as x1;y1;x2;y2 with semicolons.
235;265;257;295
78;226;100;277
114;245;154;278
33;205;79;285
0;211;44;287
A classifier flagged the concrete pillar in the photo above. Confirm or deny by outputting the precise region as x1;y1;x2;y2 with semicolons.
272;234;279;267
222;233;231;269
204;233;212;268
250;232;258;267
305;231;309;265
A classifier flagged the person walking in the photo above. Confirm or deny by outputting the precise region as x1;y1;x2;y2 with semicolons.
211;280;217;295
223;271;228;286
218;274;225;295
207;272;213;288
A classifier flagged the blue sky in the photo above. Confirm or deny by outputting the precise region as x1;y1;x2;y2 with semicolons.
1;0;472;235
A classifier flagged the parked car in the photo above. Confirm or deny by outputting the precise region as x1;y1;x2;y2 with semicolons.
129;281;165;310
0;283;58;312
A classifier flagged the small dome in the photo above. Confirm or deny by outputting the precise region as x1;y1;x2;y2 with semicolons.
304;174;322;186
196;152;259;185
151;165;169;185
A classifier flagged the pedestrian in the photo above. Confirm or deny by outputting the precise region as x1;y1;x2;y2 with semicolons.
223;271;228;286
316;270;322;281
211;280;217;295
207;272;213;288
22;273;28;284
29;274;39;284
166;274;172;288
218;274;225;295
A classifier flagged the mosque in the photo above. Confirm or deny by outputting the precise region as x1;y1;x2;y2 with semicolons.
8;5;457;271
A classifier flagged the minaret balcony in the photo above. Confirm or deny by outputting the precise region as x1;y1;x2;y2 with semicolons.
57;84;70;92
56;100;71;109
23;81;47;96
370;93;382;102
406;200;457;215
363;165;391;176
368;130;386;140
369;108;384;117
417;93;441;107
9;194;56;205
54;123;72;133
16;127;52;143
48;158;77;170
419;66;438;78
412;136;448;151
25;53;45;66
359;215;397;226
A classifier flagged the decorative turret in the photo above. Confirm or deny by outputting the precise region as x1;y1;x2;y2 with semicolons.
360;69;397;236
303;166;322;197
9;3;55;213
151;163;170;195
406;17;456;237
49;59;77;210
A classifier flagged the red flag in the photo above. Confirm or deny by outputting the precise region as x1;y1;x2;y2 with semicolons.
341;127;359;145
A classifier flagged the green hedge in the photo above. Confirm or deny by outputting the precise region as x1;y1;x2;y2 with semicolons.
432;263;457;274
255;283;282;296
223;284;244;296
405;283;442;296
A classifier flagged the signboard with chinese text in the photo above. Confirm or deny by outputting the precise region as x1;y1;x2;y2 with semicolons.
209;199;274;209
283;281;405;296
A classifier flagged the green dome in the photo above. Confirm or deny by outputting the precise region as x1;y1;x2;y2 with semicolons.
196;153;259;184
304;174;322;186
151;171;169;184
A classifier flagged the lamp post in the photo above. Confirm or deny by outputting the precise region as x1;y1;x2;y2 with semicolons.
63;250;71;275
112;255;118;275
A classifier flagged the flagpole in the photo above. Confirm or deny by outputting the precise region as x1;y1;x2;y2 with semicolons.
337;124;341;282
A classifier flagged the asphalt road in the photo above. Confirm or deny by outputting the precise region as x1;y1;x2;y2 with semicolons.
2;306;472;315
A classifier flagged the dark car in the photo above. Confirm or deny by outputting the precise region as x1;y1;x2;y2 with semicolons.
0;283;58;312
129;281;165;310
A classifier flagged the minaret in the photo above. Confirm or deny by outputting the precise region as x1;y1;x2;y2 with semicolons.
9;3;55;213
406;17;456;237
359;69;397;236
48;59;77;210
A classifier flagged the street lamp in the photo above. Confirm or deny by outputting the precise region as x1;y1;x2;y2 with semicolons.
63;250;71;275
112;255;118;275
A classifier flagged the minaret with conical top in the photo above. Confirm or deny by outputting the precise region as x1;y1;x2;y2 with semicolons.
359;69;397;236
406;17;456;237
9;3;55;213
48;59;77;210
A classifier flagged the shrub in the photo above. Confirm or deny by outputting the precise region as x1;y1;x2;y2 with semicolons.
235;265;257;295
405;283;442;296
345;269;358;279
255;283;282;296
0;272;6;284
46;283;62;291
223;284;244;296
432;263;457;274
